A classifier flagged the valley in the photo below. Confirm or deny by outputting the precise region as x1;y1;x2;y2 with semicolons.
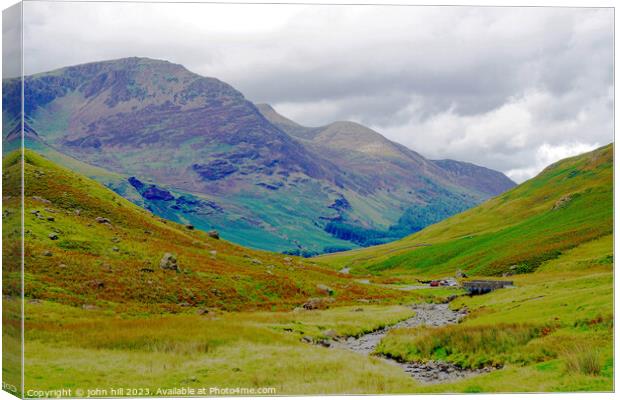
3;57;515;255
0;0;613;395
2;143;613;394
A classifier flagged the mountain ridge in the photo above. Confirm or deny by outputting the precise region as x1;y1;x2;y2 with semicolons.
7;148;400;312
256;103;515;197
4;57;515;254
319;143;613;276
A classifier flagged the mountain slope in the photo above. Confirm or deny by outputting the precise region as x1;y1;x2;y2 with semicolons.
431;159;516;196
6;149;404;312
319;144;613;276
5;57;514;254
257;103;515;197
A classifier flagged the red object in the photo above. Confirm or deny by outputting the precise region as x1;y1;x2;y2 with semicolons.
430;281;439;287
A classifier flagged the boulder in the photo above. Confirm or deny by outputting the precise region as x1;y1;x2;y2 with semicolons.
48;233;58;240
32;196;51;204
95;217;111;224
186;224;195;230
160;253;179;271
88;280;105;290
101;263;113;273
302;297;330;310
316;284;334;296
322;329;338;338
207;230;220;239
553;194;573;210
455;269;467;278
42;250;53;257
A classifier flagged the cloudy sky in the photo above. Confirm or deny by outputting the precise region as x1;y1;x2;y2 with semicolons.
18;2;614;182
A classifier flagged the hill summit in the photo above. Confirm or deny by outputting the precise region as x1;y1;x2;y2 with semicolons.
4;57;515;254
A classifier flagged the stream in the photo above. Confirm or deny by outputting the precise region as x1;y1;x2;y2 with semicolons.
325;303;500;383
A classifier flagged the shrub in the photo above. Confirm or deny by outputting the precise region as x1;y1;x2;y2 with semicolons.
376;323;552;369
564;345;602;376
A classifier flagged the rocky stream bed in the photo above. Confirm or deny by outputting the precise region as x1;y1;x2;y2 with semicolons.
317;303;501;384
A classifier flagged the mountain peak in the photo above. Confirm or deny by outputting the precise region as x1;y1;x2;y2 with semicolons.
255;103;305;129
11;58;516;253
31;56;192;80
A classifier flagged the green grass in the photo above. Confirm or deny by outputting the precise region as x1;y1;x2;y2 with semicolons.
374;255;613;391
21;300;424;395
318;145;614;392
377;323;550;368
564;344;604;376
6;149;411;313
319;144;613;277
4;146;613;394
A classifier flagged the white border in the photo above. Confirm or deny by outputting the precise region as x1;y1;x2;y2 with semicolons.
0;1;616;400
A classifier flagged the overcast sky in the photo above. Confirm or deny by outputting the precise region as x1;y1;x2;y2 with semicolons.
16;2;614;182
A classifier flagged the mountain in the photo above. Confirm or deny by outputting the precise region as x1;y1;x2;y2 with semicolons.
256;103;515;197
430;159;516;197
3;57;515;254
320;144;613;276
6;149;399;312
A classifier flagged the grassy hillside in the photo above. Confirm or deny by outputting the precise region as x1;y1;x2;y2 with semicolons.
371;231;613;392
4;149;466;396
4;149;419;313
310;144;613;392
376;264;613;392
2;146;613;394
319;144;613;277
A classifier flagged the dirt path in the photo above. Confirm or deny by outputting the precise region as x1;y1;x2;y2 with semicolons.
327;303;499;384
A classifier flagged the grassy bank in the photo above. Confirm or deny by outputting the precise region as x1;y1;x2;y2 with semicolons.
21;301;422;395
5;145;612;394
373;243;613;392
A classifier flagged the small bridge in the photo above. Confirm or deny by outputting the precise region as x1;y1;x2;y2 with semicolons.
462;280;513;295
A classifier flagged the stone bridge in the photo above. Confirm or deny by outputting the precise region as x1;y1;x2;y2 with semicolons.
462;280;513;295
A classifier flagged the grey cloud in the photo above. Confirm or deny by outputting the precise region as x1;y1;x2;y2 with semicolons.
17;2;614;182
3;3;22;79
